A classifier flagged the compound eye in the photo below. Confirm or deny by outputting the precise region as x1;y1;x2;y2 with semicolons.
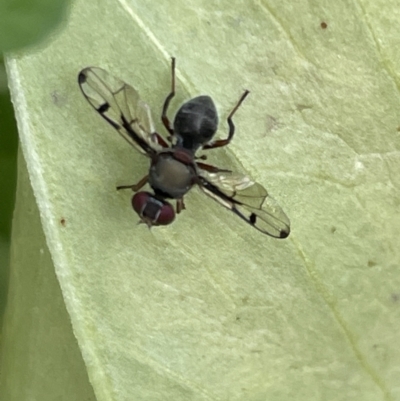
131;192;175;226
131;192;151;216
156;202;175;225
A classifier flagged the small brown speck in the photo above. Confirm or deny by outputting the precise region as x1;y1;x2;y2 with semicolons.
321;22;328;29
391;293;400;302
60;218;66;226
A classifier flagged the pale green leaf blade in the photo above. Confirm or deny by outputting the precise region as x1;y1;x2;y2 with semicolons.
0;151;96;401
2;0;400;400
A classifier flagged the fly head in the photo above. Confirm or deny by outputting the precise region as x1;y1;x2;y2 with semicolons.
132;192;175;227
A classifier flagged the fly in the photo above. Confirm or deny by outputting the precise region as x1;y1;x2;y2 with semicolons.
78;58;290;238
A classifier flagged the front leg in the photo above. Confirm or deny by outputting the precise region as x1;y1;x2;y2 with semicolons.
176;198;186;214
116;175;148;191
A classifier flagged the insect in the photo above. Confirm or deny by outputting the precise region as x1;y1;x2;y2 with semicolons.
78;58;290;238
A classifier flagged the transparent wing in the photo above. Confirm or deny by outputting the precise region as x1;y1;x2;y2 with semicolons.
198;171;290;238
78;67;163;156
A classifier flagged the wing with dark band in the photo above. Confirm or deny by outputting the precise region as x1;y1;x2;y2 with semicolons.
198;172;290;238
78;67;163;156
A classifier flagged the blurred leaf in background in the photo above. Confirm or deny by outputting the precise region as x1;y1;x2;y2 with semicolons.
0;0;70;53
0;57;18;330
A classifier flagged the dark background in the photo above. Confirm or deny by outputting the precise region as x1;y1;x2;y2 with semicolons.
0;57;19;330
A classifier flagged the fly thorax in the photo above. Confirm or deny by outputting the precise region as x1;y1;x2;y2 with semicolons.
149;154;195;199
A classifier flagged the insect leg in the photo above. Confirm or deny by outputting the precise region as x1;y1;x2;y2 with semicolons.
176;198;186;214
116;175;149;191
161;57;176;136
203;90;250;150
151;132;170;148
196;162;231;173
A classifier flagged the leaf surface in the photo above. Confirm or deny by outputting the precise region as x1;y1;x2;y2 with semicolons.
2;0;400;400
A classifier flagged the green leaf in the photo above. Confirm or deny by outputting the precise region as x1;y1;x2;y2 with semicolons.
0;62;18;330
0;151;96;401
2;1;400;400
0;0;70;52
